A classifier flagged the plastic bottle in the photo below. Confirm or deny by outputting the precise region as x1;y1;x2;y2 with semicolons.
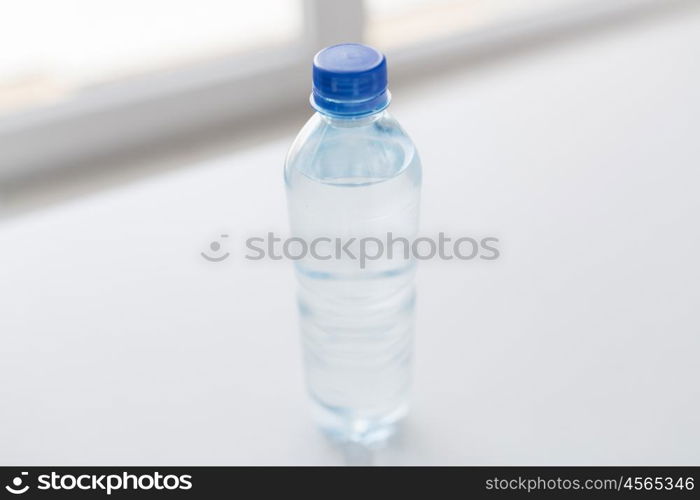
285;43;422;445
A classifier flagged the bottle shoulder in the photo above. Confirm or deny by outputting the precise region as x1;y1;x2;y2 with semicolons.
285;111;421;185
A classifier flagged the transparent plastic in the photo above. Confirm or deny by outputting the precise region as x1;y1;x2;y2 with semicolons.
285;109;422;445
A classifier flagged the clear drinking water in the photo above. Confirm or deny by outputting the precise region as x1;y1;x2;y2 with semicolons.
284;44;422;445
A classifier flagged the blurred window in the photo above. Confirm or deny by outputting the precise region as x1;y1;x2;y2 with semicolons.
0;0;655;177
366;0;593;49
0;0;302;115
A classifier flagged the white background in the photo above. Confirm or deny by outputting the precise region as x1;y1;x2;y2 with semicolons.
1;6;699;465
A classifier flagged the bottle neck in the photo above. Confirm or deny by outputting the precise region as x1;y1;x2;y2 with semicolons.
310;89;391;121
318;109;387;128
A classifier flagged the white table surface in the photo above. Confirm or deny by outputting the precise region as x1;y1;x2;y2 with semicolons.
1;7;700;465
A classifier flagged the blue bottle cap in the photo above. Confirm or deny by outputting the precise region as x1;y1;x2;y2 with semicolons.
311;43;390;117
